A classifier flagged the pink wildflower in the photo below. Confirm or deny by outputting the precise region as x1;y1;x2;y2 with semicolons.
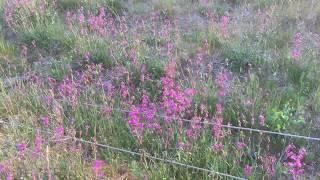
161;61;195;122
0;163;5;173
244;165;253;177
215;71;229;97
128;94;157;137
58;76;79;106
261;155;277;176
220;15;230;38
212;103;224;140
284;144;306;178
259;114;265;126
120;82;129;99
34;130;42;153
6;172;13;180
16;143;27;152
54;125;64;139
186;116;202;139
92;160;105;178
291;32;303;60
211;143;224;152
236;142;247;150
41;116;49;127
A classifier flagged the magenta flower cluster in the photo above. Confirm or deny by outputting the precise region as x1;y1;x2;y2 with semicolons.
161;62;195;122
66;7;118;36
58;76;79;107
16;143;27;152
41;116;49;127
284;144;306;178
34;130;42;153
220;15;230;38
87;7;106;34
4;0;29;27
215;70;229;97
211;143;224;152
92;160;105;178
53;125;64;139
128;94;158;137
291;32;303;60
212;103;224;140
186;116;202;139
243;164;253;177
236;141;247;150
261;155;277;176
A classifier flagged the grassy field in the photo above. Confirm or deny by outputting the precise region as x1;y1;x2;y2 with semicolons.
0;0;320;179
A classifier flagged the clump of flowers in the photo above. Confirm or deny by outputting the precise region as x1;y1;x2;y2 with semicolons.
41;116;49;127
58;76;80;107
0;163;5;173
243;164;253;177
236;141;247;150
220;15;230;38
259;114;265;126
261;155;277;176
4;0;51;30
87;7;107;35
283;144;306;178
161;61;196;122
79;63;103;85
53;125;64;139
66;7;114;36
34;130;43;154
212;103;224;140
186;116;202;139
92;160;105;178
128;94;158;143
215;70;229;97
211;143;224;153
16;143;27;152
120;82;130;100
291;32;303;60
190;38;210;68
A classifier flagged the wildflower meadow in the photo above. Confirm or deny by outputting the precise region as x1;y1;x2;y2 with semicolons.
0;0;320;179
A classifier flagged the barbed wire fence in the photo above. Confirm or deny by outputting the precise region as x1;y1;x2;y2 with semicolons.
0;119;246;180
76;102;320;142
1;97;320;179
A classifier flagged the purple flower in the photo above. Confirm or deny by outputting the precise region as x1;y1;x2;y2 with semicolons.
16;143;27;152
212;104;224;140
259;114;265;126
41;116;49;127
128;94;158;139
236;142;247;150
160;62;195;123
291;32;303;60
215;71;229;97
0;163;5;173
211;143;224;152
92;160;105;177
244;165;253;177
54;125;64;139
34;131;42;153
6;172;13;180
284;144;306;178
220;15;230;38
261;155;277;176
58;76;79;106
